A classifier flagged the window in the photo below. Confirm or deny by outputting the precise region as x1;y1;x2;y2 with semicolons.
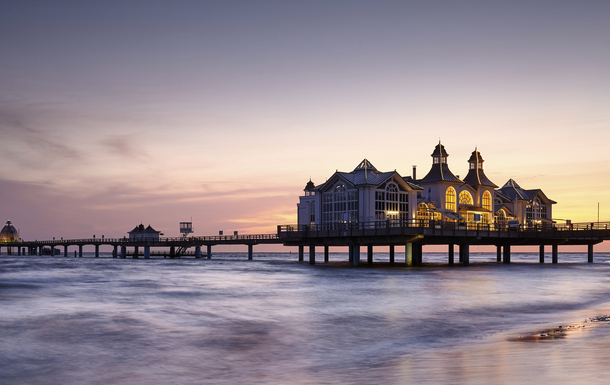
496;209;507;229
386;184;399;219
310;202;315;224
322;183;358;224
526;197;546;221
399;193;409;219
459;191;473;205
376;183;409;220
446;187;456;212
482;191;491;211
417;203;429;221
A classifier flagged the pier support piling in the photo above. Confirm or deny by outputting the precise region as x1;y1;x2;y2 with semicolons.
144;246;150;259
406;243;413;266
195;246;201;259
449;244;454;265
78;245;83;258
460;244;469;266
552;244;558;264
206;245;212;260
113;245;118;258
413;243;424;266
134;246;139;259
348;245;353;263
503;245;511;264
120;246;126;259
95;244;99;258
324;245;329;263
64;245;68;257
389;245;395;264
248;244;253;260
298;245;304;262
496;245;502;262
353;244;360;266
539;245;545;263
309;244;315;265
588;244;594;263
367;245;373;266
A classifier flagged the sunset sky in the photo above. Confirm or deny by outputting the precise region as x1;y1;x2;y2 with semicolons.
1;1;609;251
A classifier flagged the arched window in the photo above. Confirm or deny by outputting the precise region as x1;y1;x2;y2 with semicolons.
496;209;507;229
446;187;456;212
376;182;409;220
322;183;356;224
459;191;473;205
386;184;399;219
482;191;491;211
417;203;429;220
526;197;542;221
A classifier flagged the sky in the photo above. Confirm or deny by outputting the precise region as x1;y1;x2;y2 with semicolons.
1;1;609;251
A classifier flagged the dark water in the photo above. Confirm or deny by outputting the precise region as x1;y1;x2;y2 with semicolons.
3;252;610;384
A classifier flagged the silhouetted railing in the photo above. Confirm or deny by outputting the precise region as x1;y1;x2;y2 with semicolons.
9;221;610;245
277;220;610;234
13;234;279;245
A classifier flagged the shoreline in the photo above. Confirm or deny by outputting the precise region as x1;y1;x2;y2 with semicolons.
509;315;610;342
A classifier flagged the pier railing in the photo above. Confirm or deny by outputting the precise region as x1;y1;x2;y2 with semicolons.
7;221;610;246
277;220;610;234
12;233;279;245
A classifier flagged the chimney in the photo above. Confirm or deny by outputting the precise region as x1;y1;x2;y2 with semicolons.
412;165;417;180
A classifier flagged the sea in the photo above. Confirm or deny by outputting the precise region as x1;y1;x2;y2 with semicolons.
3;251;610;385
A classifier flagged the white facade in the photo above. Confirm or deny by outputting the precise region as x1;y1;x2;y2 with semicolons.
297;159;422;228
297;143;555;229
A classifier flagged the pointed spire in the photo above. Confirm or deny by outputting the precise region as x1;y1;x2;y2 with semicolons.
463;148;497;188
354;159;378;172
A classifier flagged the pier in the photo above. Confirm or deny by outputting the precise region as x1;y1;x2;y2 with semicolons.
278;220;610;265
2;220;610;266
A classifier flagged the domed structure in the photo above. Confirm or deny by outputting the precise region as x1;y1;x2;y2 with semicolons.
0;220;19;243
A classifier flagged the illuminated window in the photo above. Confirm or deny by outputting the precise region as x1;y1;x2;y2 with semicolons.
496;209;507;229
526;197;545;221
482;191;491;211
386;184;399;219
446;187;456;212
459;191;473;205
417;203;428;220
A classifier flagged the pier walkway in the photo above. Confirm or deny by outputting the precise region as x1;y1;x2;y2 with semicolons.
3;220;610;266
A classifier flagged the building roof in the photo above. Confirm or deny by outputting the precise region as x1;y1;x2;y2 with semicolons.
304;179;315;191
494;204;515;217
462;149;498;188
128;224;161;234
418;163;462;184
0;220;19;242
431;142;449;158
496;179;556;204
418;142;462;184
314;159;423;191
353;158;378;172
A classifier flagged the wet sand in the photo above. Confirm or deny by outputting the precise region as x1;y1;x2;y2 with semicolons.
510;315;610;342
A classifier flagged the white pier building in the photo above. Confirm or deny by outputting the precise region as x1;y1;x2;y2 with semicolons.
298;142;554;229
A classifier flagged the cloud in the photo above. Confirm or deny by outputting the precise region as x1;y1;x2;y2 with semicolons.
0;103;84;176
99;134;150;160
